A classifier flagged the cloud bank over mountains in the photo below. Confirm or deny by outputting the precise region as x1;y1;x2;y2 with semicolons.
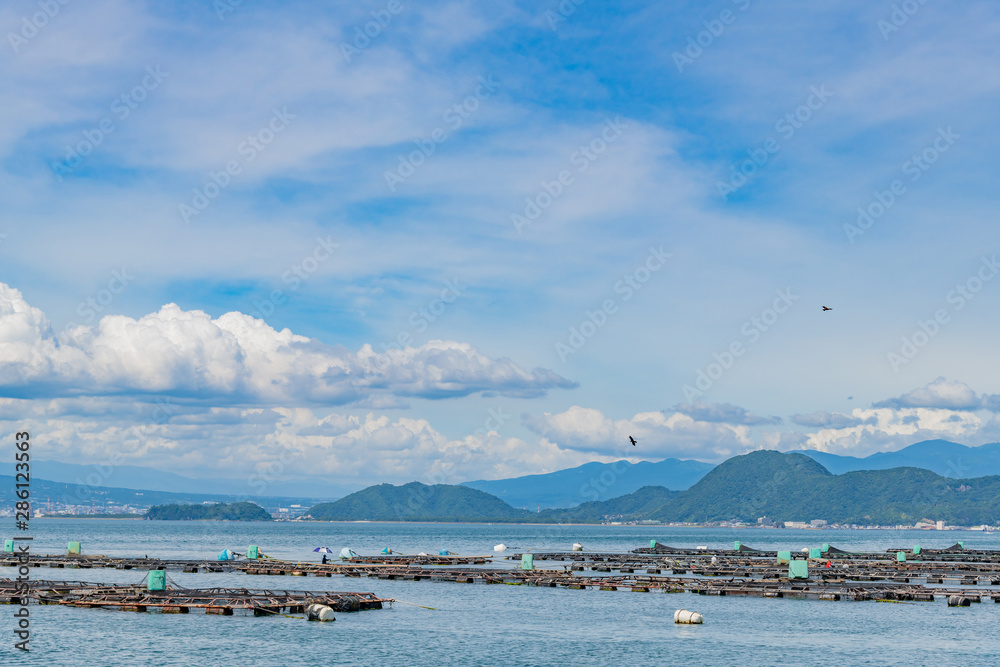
2;284;998;488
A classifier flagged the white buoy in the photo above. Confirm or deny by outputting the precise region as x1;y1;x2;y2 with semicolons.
494;543;507;552
674;609;703;624
306;604;336;621
696;546;707;550
572;543;583;552
417;552;428;556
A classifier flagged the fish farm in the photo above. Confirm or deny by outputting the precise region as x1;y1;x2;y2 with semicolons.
6;541;1000;618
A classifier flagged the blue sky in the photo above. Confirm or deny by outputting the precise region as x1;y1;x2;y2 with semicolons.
1;0;999;492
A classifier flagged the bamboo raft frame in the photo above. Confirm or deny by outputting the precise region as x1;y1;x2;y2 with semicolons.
0;579;392;615
6;546;1000;605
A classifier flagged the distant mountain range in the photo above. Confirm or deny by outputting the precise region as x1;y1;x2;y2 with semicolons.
12;439;1000;516
0;474;323;512
460;458;714;508
460;440;1000;509
0;460;350;500
307;450;1000;526
792;439;1000;479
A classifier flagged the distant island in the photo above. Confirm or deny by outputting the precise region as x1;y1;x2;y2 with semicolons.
145;501;272;521
302;450;1000;527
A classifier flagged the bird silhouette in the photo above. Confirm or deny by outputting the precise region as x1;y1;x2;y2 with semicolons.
629;436;638;446
822;306;832;311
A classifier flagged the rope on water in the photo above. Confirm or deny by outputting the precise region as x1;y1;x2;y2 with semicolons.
392;599;437;610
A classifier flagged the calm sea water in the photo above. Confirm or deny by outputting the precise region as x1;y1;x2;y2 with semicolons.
4;519;1000;666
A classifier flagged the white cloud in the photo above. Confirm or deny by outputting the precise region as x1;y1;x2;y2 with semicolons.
795;408;984;458
523;405;755;461
874;377;986;411
0;283;574;404
0;396;597;488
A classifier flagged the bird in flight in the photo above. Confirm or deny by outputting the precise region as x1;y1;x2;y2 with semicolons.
629;436;638;446
822;306;832;311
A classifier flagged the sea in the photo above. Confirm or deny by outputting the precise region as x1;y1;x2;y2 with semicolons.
4;519;1000;666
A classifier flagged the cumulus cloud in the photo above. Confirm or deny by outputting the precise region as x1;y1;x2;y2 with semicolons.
673;401;782;426
0;283;574;405
796;407;984;457
874;377;984;411
0;396;599;487
523;405;756;460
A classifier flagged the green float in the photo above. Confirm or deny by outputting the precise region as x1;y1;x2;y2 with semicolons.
521;554;534;571
147;569;166;591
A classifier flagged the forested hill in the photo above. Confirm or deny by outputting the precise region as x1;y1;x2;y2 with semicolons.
651;450;1000;525
145;502;273;521
306;482;532;521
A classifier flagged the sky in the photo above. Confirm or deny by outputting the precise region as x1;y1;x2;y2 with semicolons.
1;0;999;494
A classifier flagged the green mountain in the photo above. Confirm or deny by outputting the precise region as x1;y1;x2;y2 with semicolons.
145;501;273;521
653;450;1000;525
304;451;1000;525
306;482;532;521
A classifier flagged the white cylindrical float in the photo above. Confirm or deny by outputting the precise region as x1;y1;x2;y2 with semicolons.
572;543;583;552
493;543;507;552
673;609;704;624
306;604;337;621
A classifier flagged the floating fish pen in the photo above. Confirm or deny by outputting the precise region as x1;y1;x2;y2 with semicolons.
9;543;1000;606
344;555;490;566
0;579;392;616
